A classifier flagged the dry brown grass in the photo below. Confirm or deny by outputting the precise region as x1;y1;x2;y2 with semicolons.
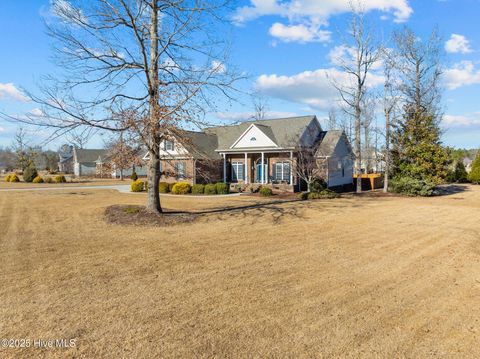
1;185;480;358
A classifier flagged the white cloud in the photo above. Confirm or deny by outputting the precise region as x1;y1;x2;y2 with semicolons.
216;111;298;122
211;60;226;74
0;83;29;102
234;0;412;24
444;61;480;90
444;113;480;127
255;68;384;110
445;34;472;54
269;23;331;43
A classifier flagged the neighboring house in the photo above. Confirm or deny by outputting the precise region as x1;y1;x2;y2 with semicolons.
145;116;354;191
73;148;108;177
58;145;74;173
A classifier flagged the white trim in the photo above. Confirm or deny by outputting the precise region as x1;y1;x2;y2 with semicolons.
230;124;278;149
244;152;248;184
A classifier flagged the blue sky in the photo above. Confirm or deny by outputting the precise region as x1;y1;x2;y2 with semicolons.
1;0;480;149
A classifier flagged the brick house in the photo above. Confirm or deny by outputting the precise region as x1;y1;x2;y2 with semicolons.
144;115;354;192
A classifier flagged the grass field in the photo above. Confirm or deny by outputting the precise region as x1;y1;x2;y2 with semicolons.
1;185;480;358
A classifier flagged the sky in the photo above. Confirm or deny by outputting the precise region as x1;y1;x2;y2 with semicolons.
0;0;480;150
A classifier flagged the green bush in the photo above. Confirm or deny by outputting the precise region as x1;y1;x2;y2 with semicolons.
44;177;54;183
308;189;339;199
390;176;436;197
159;182;170;193
192;184;205;194
168;182;177;192
171;182;191;194
131;180;145;192
130;171;138;181
204;183;217;195
259;187;273;197
23;164;38;183
9;174;20;182
55;175;67;183
215;182;229;194
310;178;327;193
468;154;480;184
297;192;308;200
32;176;44;183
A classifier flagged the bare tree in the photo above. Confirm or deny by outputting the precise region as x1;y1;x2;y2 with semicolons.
12;128;37;171
381;48;400;192
104;132;142;181
392;27;443;116
251;91;269;121
331;7;380;193
326;107;338;130
4;0;240;213
66;128;93;149
293;146;320;192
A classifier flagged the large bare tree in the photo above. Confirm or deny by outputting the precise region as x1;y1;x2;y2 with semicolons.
331;7;380;193
6;0;239;213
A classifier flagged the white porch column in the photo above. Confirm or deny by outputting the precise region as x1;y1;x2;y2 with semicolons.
290;151;293;185
261;152;265;184
222;153;226;183
244;152;248;184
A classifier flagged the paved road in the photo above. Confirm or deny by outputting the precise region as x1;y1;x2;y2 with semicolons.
0;184;242;197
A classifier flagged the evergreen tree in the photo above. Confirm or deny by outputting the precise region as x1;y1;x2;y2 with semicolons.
469;153;480;184
391;105;450;184
454;161;468;183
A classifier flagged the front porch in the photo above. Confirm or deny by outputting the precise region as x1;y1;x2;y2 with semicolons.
219;151;299;192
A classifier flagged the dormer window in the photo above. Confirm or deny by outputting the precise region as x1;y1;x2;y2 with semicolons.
250;137;256;141
164;140;174;151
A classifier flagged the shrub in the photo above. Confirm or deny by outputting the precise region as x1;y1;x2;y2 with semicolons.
309;178;327;193
23;164;38;183
390;176;436;197
468;154;480;184
144;180;149;190
32;176;44;183
308;189;339;200
248;184;261;193
171;182;191;195
5;174;11;182
192;184;205;194
297;192;308;200
9;174;20;182
204;183;217;195
55;175;67;183
259;187;273;197
44;177;54;183
159;182;170;193
130;171;138;181
215;182;229;195
168;182;176;192
131;180;145;192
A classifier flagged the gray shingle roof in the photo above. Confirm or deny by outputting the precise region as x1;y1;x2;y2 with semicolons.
74;148;108;163
316;130;346;157
182;131;220;159
205;115;317;150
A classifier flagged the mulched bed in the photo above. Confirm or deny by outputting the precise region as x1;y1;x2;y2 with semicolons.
105;205;197;227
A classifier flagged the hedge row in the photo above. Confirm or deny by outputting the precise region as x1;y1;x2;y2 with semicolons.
132;180;231;195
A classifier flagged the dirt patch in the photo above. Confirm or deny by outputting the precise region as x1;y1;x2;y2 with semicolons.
104;205;196;227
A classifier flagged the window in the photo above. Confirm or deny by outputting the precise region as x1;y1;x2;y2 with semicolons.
274;162;291;182
164;140;174;151
175;162;185;179
250;137;256;141
231;161;244;182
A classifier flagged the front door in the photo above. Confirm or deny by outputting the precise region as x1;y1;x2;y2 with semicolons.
255;163;267;183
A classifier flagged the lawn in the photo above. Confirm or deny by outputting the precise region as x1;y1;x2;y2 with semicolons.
1;185;480;358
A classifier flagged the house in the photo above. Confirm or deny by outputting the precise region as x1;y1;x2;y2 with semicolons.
58;145;74;173
147;115;354;191
72;148;109;177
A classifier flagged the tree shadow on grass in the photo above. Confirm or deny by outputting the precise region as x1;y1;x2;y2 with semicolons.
434;184;470;197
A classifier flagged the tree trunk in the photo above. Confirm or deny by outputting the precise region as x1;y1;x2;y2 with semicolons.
355;104;362;193
120;169;124;181
146;150;162;213
383;109;390;193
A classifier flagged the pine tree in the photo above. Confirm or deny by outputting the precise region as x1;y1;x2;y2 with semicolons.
454;161;468;183
391;105;450;184
469;153;480;184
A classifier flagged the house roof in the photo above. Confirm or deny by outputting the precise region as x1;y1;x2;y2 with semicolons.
205;115;317;150
74;148;108;163
316;130;347;157
182;131;220;159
